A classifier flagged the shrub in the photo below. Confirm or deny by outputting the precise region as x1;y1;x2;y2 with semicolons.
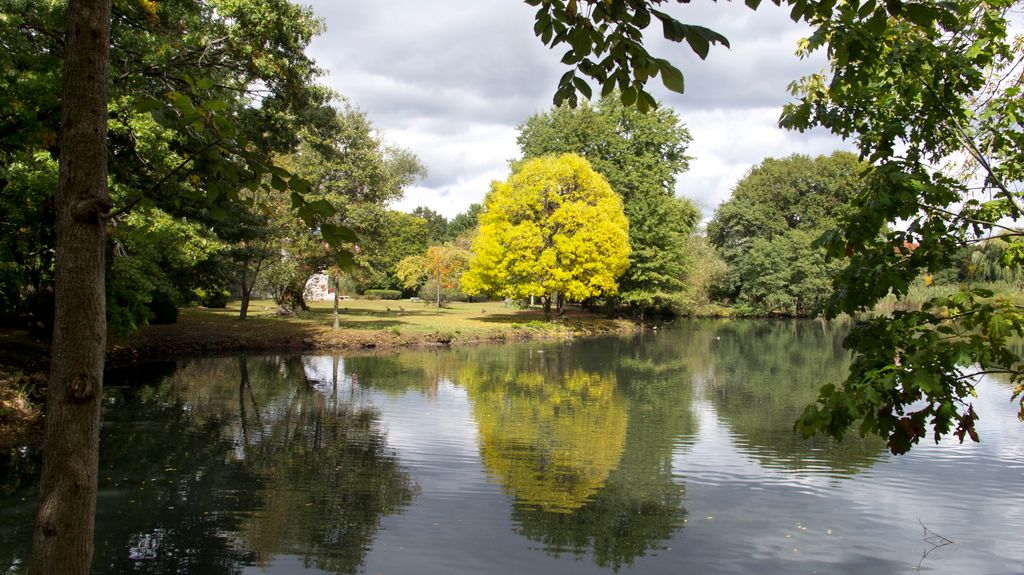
194;287;230;308
147;290;179;324
363;289;402;300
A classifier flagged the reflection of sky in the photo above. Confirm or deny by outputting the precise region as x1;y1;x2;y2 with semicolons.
671;376;1024;575
237;355;1023;574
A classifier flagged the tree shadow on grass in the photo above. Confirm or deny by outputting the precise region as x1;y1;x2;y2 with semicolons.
334;320;405;330
475;312;549;325
304;308;439;320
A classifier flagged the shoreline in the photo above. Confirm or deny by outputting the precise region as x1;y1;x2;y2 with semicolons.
1;303;641;449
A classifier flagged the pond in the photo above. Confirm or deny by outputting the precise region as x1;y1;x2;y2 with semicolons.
2;319;1022;574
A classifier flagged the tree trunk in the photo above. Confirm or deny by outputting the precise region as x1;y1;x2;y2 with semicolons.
277;277;308;315
30;1;112;573
435;271;442;309
542;295;552;321
332;276;340;330
239;284;252;320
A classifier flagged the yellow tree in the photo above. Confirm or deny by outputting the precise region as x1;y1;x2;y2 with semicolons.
462;154;629;320
396;243;472;308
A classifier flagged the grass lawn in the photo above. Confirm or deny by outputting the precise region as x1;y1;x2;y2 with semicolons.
220;297;597;334
106;297;636;366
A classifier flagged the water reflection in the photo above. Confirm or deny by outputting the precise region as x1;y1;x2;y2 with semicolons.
1;356;416;575
680;319;886;475
504;337;696;570
8;320;1017;575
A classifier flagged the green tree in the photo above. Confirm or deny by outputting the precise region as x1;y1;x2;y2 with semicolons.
351;208;431;292
706;152;865;314
411;206;448;244
734;229;845;316
15;0;732;570
776;0;1024;453
446;202;483;240
462;154;630;320
517;94;699;313
248;107;425;314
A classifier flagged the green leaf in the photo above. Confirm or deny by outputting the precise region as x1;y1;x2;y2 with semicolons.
331;249;357;272
903;3;936;27
620;86;637;106
202;98;228;112
633;8;651;29
170;93;194;113
685;29;711;60
601;76;617;97
321;222;359;245
135;97;163;113
271;175;288;191
288;176;311;195
572;76;592;99
307;198;336;218
659;63;685;93
196;77;214;90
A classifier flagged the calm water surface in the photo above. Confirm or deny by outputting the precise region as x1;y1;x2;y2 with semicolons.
2;319;1022;574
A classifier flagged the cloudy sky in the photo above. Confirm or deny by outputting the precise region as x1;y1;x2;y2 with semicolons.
302;1;853;221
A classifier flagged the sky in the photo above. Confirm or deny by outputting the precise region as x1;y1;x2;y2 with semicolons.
301;1;854;221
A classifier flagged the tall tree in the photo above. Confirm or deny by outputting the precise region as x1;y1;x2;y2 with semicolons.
517;94;698;313
446;202;482;241
411;206;448;244
29;0;111;572
462;154;630;320
706;151;865;314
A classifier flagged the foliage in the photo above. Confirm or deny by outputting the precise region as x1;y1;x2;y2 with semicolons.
678;234;729;310
462;154;630;319
411;206;448;244
0;0;352;332
351;208;431;291
760;0;1024;452
735;229;845;316
396;243;473;308
245;107;426;314
516;94;697;312
707;152;865;314
362;289;403;300
527;0;729;110
446;203;483;240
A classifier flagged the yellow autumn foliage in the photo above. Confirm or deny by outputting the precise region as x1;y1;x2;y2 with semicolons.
461;154;630;302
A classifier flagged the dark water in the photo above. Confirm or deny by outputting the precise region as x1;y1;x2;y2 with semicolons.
2;320;1023;574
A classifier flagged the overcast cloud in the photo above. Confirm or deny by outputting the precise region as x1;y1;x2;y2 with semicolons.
302;1;853;221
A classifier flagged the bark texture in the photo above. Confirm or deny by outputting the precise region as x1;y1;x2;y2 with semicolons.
29;0;112;573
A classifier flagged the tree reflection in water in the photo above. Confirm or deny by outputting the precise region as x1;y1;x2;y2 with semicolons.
456;341;692;570
683;319;886;474
65;356;413;575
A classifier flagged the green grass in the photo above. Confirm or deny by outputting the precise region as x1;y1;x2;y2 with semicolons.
873;281;1024;313
104;297;635;366
215;298;559;334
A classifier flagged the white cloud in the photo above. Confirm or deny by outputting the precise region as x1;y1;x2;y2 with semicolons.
302;1;854;221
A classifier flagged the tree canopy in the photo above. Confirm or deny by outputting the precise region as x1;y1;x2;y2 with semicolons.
396;243;473;308
517;94;698;313
462;154;630;319
775;0;1024;454
707;152;865;315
